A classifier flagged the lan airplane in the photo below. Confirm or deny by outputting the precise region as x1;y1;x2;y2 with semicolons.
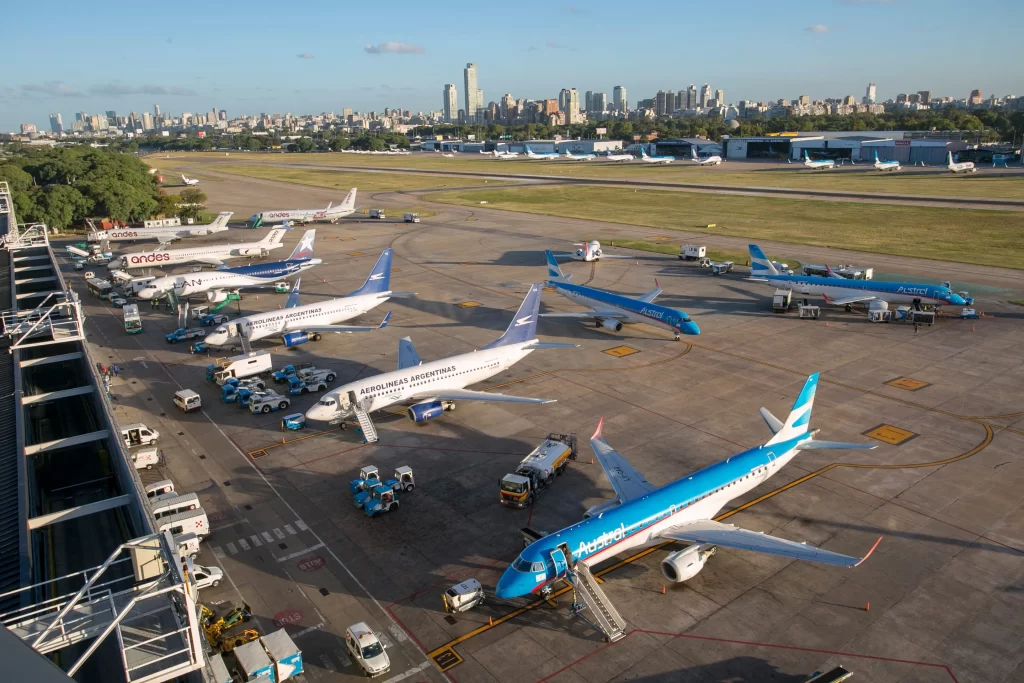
525;145;561;160
802;150;835;170
137;230;321;301
873;151;900;172
305;284;577;438
496;373;881;600
120;228;287;270
89;212;232;244
248;188;358;227
181;174;200;186
748;244;969;309
564;150;596;161
541;251;700;340
551;240;631;263
203;248;402;349
947;152;977;174
690;148;723;166
640;148;674;164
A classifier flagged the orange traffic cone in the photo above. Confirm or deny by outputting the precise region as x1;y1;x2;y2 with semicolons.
661;585;666;595
865;602;870;612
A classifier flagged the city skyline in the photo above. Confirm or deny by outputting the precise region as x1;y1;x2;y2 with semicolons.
2;0;1022;131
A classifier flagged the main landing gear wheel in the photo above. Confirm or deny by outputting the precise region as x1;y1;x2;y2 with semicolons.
312;333;322;342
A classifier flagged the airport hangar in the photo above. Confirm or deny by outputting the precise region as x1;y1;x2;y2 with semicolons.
721;131;970;163
417;139;624;154
652;138;725;158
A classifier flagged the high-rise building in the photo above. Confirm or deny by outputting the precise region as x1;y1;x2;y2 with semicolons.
153;104;160;118
595;92;607;112
464;63;481;123
585;91;593;113
142;112;154;130
20;123;37;134
917;90;931;104
613;85;627;113
443;84;458;123
864;83;876;104
500;93;515;122
567;88;581;123
106;110;117;122
969;89;983;106
558;89;570;113
49;113;63;134
686;84;697;109
797;95;810;106
699;83;711;107
75;112;86;122
655;90;671;116
714;89;724;105
219;110;227;121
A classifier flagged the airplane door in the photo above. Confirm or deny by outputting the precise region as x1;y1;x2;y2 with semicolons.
550;547;569;577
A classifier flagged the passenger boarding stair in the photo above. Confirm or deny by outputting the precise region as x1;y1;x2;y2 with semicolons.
354;401;378;444
569;561;627;642
210;292;240;313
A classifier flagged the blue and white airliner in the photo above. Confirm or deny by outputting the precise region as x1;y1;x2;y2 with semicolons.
496;373;882;599
747;244;970;310
526;145;561;160
640;148;674;164
873;150;900;172
137;229;321;301
541;250;700;339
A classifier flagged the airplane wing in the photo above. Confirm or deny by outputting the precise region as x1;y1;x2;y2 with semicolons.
302;312;390;334
822;293;877;307
639;285;663;303
156;236;175;245
658;519;881;568
599;255;633;259
195;256;226;267
589;418;657;504
397;337;422;370
407;388;555;404
540;311;628;319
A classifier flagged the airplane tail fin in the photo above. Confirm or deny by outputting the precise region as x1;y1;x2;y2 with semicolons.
288;229;316;260
767;373;818;444
262;227;288;245
211;212;232;231
748;244;780;277
339;188;357;211
545;250;571;281
349;248;393;296
285;278;302;308
484;284;542;349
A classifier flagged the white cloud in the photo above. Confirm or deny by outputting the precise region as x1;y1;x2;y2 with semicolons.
296;52;314;59
10;82;83;98
805;24;830;33
88;84;198;96
364;42;425;54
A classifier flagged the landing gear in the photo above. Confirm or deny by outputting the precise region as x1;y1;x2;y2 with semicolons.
312;333;323;342
673;332;681;341
442;401;456;412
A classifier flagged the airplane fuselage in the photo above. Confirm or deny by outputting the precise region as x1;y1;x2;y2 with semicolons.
93;227;221;243
254;208;353;225
756;274;960;306
141;260;316;298
122;242;283;269
549;282;699;336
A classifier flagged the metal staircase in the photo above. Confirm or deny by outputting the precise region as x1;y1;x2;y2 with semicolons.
354;401;378;443
209;291;240;313
1;290;86;351
567;561;627;642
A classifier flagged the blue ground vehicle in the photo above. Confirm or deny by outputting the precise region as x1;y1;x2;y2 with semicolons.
166;328;206;344
350;466;381;499
281;413;306;430
362;485;399;517
353;466;414;508
272;363;315;383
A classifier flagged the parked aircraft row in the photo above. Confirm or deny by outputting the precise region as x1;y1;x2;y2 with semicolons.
89;212;232;244
804;150;977;173
121;227;288;269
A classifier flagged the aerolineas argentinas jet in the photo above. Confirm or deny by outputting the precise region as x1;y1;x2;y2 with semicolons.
203;248;404;348
136;229;321;301
248;188;358;227
305;284;577;435
497;373;882;600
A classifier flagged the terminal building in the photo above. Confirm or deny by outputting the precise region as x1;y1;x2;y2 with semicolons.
722;131;970;164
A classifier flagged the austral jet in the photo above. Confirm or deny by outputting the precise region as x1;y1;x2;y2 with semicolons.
551;240;631;263
640;148;674;164
872;150;900;172
136;229;321;301
496;373;881;601
802;150;835;170
248;188;358;227
604;152;634;162
202;248;402;349
564;150;597;161
748;244;970;310
541;251;700;340
304;284;577;442
89;212;232;244
120;227;288;269
525;145;561;160
689;148;723;165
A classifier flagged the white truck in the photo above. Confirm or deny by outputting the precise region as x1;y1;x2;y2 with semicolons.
122;423;160;448
206;351;273;385
157;508;210;540
369;209;386;220
131;447;160;470
499;434;578;508
772;288;793;313
711;261;734;275
403;213;420;223
678;244;706;260
249;391;291;414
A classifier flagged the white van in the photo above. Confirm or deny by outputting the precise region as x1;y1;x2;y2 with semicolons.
173;389;202;413
122;423;160;447
151;492;200;520
131;447;160;470
158;508;210;539
145;480;174;499
174;532;201;558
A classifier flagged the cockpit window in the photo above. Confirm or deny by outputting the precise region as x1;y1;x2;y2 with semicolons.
318;398;336;407
214;326;226;334
512;557;533;572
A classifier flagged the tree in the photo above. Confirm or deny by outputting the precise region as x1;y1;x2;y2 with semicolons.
293;137;315;153
176;188;208;222
34;185;92;231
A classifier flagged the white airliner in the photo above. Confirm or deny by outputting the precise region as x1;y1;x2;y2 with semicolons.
203;248;403;349
640;149;674;164
605;153;634;162
120;227;287;270
137;230;321;301
305;284;576;441
690;148;723;166
89;213;232;244
526;145;560;160
802;150;835;170
442;153;456;158
946;152;977;174
181;174;200;186
551;240;631;263
496;152;520;160
564;150;596;161
873;151;900;172
248;188;357;227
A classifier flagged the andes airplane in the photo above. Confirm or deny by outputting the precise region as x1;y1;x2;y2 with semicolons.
120;227;287;269
88;212;232;244
248;188;357;227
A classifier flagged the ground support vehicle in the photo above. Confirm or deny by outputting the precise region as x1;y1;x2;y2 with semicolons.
499;433;577;508
249;391;291;414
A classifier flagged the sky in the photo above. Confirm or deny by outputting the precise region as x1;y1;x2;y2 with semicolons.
3;0;1022;132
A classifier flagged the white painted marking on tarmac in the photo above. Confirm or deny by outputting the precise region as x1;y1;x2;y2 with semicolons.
291;622;325;639
250;534;262;546
273;528;286;540
212;546;225;559
238;538;250;551
334;648;351;668
387;624;408;643
320;654;337;672
295;519;309;531
261;531;274;544
380;661;432;683
276;542;325;562
377;631;394;648
284;524;296;535
226;542;238;555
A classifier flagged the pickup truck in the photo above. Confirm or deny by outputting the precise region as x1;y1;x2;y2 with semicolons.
249;391;291;414
198;313;230;326
166;328;207;343
272;363;316;383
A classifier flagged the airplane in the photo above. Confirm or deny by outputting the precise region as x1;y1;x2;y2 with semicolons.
181;174;200;186
550;240;631;263
495;373;882;601
564;150;597;161
802;150;835;170
248;188;358;227
304;284;577;438
604;152;634;162
496;151;520;160
541;251;700;340
946;152;977;174
872;151;900;172
136;229;321;301
748;244;970;310
120;227;288;270
203;248;404;348
689;148;723;166
525;145;561;160
640;148;674;164
442;153;456;158
88;212;232;244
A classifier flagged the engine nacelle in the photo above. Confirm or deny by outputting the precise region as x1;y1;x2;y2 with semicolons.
575;249;584;257
282;331;313;347
407;400;445;423
593;248;602;258
661;544;715;583
600;318;623;332
207;290;229;303
583;498;621;519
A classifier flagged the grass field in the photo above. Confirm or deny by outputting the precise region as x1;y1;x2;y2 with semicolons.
159;152;1024;200
427;185;1024;269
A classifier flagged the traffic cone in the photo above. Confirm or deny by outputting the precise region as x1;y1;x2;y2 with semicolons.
489;617;493;626
661;585;666;595
865;602;870;611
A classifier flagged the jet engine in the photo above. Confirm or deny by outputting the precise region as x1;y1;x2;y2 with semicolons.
282;331;321;347
599;318;623;332
207;290;229;303
575;248;585;257
661;544;716;583
583;498;621;519
593;247;603;258
407;400;446;423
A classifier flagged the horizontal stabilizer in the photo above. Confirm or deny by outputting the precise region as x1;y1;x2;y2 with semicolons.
759;407;783;435
529;342;580;349
412;388;555;404
386;291;417;298
795;440;877;451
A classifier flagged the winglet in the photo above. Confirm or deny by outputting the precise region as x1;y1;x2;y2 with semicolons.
378;311;392;329
853;537;883;567
591;417;605;441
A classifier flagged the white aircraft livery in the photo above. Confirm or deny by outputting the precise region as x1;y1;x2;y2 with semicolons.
946;152;977;174
605;153;634;162
802;150;835;170
690;148;723;165
249;188;357;226
181;174;200;186
551;240;631;263
305;284;577;442
90;212;232;244
203;248;403;349
873;151;900;172
121;227;287;269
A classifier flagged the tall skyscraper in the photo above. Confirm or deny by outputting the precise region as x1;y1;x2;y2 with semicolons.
567;88;581;123
686;84;697;109
917;90;931;104
595;93;607;112
501;93;515;122
865;83;877;104
558;89;570;113
699;83;711;107
655;90;671;116
969;89;983;105
142;112;154;130
464;63;481;123
613;85;627;113
49;113;63;134
443;84;458;123
585;91;593;113
154;104;161;118
714;89;724;105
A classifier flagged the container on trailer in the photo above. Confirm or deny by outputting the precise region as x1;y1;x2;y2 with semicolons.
261;628;304;681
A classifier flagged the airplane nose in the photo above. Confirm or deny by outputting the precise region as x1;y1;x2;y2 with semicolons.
680;320;701;336
495;569;523;599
